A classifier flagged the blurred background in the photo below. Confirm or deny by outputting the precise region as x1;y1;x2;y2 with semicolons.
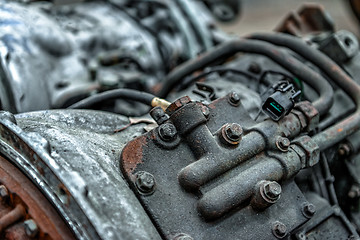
217;0;360;37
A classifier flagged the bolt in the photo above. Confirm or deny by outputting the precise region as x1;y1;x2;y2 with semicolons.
229;92;240;105
248;62;262;74
272;221;287;238
201;106;210;118
338;143;351;157
150;106;169;125
264;181;282;200
24;219;39;238
158;123;177;141
0;185;9;202
135;171;155;194
276;137;290;151
173;233;193;240
303;203;316;217
348;185;360;199
224;123;243;142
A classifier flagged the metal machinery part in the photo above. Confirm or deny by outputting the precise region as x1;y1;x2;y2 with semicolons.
1;1;360;240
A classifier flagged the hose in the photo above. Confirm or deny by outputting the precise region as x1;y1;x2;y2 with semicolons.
158;39;334;116
67;89;170;111
248;32;360;150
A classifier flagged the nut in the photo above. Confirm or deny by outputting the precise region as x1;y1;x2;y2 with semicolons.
264;181;282;200
158;123;177;141
272;221;287;238
229;92;240;105
150;107;169;125
173;233;193;240
294;101;319;132
24;219;39;238
292;135;320;167
338;143;351;157
135;171;155;195
222;123;243;145
276;136;290;152
302;202;316;218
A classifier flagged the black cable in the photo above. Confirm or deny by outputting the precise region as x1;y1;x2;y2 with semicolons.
158;39;333;116
67;89;156;109
320;153;339;206
248;32;360;151
178;66;258;90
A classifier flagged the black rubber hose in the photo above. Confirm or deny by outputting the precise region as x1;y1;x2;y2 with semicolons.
158;39;334;116
67;89;156;109
247;33;360;150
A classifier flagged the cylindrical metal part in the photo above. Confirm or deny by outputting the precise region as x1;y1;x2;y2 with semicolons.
197;157;284;220
0;204;25;233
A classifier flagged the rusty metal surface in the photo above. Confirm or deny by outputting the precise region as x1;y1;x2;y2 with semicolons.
275;3;334;36
0;155;75;239
119;94;322;239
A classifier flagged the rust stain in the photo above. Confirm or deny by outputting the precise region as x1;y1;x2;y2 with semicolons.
121;135;147;175
337;128;343;132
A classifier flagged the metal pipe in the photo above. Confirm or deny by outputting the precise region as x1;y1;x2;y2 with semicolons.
197;149;302;220
0;204;26;233
248;33;360;150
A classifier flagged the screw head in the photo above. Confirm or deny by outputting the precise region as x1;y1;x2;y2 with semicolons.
173;233;193;240
229;92;240;105
338;143;351;156
304;203;316;216
135;171;155;195
264;181;282;200
158;123;177;141
24;219;39;238
276;137;290;152
0;185;9;201
223;123;243;144
150;107;169;125
272;221;287;238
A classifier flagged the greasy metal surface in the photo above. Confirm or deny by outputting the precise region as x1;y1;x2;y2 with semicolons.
0;0;217;113
120;95;312;239
0;110;161;240
0;155;75;239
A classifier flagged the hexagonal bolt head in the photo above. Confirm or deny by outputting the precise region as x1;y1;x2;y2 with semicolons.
150;107;169;125
294;101;319;132
303;203;316;217
292;135;320;167
264;181;282;200
24;219;39;238
276;137;291;151
338;143;351;157
158;123;177;141
272;221;287;238
223;123;243;144
135;172;155;194
0;185;9;201
229;92;240;104
173;233;193;240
